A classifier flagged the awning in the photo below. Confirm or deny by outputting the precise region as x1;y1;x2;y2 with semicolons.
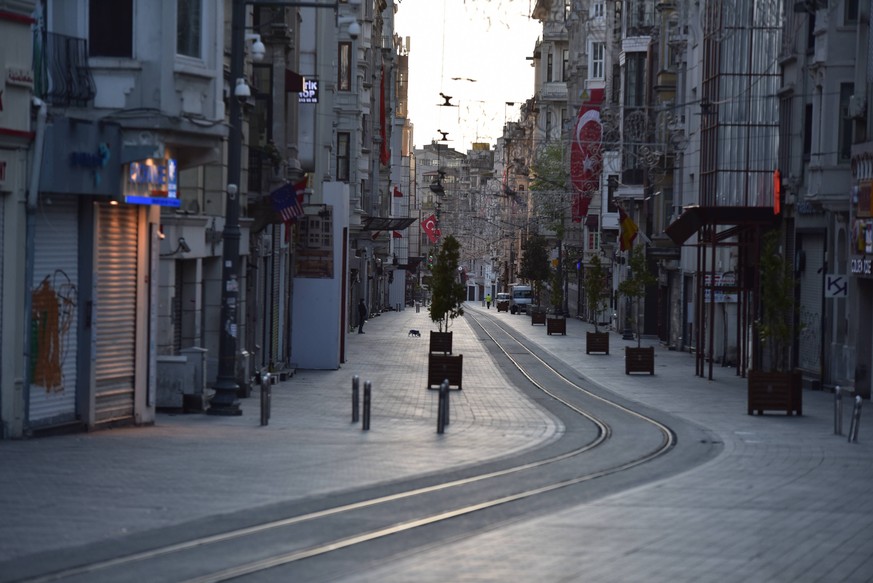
286;69;304;92
361;216;416;231
665;206;778;245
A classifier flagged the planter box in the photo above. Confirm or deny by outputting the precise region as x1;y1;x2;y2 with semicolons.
531;311;546;325
427;353;463;390
586;332;609;355
429;330;453;355
748;370;802;415
625;346;655;375
546;317;566;335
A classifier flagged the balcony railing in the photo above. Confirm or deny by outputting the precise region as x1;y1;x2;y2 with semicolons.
38;32;96;107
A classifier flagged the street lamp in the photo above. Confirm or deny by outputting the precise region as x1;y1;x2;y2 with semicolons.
210;0;360;416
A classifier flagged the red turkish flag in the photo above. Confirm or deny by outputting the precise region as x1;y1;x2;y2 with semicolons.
421;214;441;244
570;89;604;222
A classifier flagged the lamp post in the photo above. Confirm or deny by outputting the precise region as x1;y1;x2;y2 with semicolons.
210;0;353;416
208;0;248;416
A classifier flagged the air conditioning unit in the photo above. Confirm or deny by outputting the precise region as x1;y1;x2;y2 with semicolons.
849;95;866;119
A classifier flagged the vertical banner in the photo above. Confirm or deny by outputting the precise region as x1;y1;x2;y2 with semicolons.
570;89;604;222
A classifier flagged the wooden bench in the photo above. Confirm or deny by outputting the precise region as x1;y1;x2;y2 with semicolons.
625;346;655;374
429;330;453;354
546;317;566;335
427;353;463;390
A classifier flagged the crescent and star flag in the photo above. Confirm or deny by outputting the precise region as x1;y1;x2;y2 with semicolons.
570;88;604;222
393;185;403;198
392;231;403;238
421;214;441;244
269;177;308;224
618;206;639;252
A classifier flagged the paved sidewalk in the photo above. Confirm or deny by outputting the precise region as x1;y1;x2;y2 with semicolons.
3;303;872;583
0;305;559;564
343;305;873;583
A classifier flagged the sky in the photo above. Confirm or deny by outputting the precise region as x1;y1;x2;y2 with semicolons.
394;0;543;152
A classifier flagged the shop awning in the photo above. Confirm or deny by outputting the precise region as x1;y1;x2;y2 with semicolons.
665;206;778;245
361;217;416;231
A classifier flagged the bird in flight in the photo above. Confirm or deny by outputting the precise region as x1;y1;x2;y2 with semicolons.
439;92;457;107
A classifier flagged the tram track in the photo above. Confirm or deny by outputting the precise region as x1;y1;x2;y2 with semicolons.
14;309;714;583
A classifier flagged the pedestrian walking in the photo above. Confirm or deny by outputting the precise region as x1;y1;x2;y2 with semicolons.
358;299;368;334
485;294;492;309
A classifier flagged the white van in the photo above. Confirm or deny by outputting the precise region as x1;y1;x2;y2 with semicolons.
509;284;533;314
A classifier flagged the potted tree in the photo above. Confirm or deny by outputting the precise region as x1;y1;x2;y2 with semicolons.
520;234;549;321
618;244;657;374
428;235;466;355
584;253;610;354
748;230;802;415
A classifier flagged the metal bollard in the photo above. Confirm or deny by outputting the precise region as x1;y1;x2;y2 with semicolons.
362;380;371;431
834;385;843;436
260;372;271;426
848;395;862;443
352;375;360;423
437;379;449;434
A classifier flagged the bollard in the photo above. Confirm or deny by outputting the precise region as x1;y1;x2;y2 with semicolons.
437;379;451;434
834;385;843;436
260;371;271;426
848;395;862;443
362;380;371;431
442;379;450;427
352;375;360;423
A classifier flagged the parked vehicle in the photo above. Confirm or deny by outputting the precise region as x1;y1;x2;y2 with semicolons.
495;292;511;312
509;284;532;314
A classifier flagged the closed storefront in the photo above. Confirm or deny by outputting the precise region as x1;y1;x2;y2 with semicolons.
30;197;79;427
94;203;140;425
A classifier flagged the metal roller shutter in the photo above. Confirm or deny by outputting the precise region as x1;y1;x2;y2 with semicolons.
798;234;823;373
94;203;138;425
30;198;79;426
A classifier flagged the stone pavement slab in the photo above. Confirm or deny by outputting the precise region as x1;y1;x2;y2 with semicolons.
0;306;559;564
338;305;873;583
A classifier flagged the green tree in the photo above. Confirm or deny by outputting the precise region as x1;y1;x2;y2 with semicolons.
757;230;796;372
428;235;466;332
617;245;657;347
583;253;609;332
519;234;550;305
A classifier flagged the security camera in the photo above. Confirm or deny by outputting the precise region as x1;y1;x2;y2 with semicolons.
246;34;265;61
178;237;191;253
234;78;251;102
347;21;360;39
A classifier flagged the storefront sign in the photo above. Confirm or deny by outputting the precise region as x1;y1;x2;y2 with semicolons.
124;159;180;207
299;79;318;104
851;258;872;276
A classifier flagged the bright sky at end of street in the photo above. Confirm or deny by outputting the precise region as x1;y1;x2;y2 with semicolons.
395;0;542;152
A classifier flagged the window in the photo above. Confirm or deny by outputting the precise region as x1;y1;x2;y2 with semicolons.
845;0;859;24
607;175;618;213
177;0;202;58
562;49;569;82
89;0;132;57
839;83;854;162
592;1;605;19
337;132;350;181
587;230;601;252
802;104;813;161
564;0;571;21
547;52;554;82
624;53;646;106
590;42;604;80
338;42;352;91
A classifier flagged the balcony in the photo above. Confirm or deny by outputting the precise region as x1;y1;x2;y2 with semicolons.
38;32;96;107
